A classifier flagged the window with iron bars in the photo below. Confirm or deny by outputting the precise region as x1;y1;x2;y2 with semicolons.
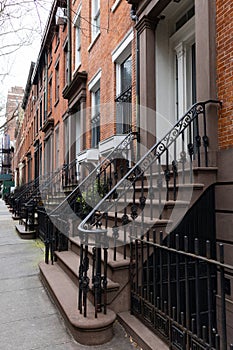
115;86;132;134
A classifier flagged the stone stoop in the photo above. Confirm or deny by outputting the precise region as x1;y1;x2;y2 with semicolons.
39;261;116;345
38;166;218;347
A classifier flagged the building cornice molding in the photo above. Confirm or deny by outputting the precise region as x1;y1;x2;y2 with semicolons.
63;70;87;101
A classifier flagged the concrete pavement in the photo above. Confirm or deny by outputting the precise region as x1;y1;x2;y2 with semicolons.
0;199;139;350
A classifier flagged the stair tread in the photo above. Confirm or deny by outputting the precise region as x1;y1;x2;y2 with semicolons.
129;183;205;190
70;236;130;268
39;260;116;329
55;250;120;289
105;211;172;225
116;198;190;205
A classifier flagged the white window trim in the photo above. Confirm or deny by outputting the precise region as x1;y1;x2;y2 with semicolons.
88;69;102;92
112;29;133;63
111;0;121;13
91;0;100;42
112;30;133;96
74;5;81;70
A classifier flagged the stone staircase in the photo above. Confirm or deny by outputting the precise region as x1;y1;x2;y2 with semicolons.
39;101;221;347
39;165;218;347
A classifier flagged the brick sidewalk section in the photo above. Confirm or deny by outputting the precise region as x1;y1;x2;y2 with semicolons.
0;199;138;350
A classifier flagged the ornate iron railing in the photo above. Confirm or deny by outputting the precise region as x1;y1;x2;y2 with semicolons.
115;86;132;134
50;131;138;217
46;131;138;265
77;100;221;321
130;231;233;350
12;177;40;219
37;161;77;256
79;100;221;235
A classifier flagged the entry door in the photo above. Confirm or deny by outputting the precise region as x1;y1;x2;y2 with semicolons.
156;15;195;140
174;40;196;120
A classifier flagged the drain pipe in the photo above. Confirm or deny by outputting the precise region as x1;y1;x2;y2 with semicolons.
130;5;140;161
67;0;72;85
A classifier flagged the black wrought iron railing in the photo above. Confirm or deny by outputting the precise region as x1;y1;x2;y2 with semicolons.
45;132;138;265
12;177;40;219
77;101;223;331
37;161;77;252
62;159;78;187
79;100;221;237
115;86;132;134
130;232;232;350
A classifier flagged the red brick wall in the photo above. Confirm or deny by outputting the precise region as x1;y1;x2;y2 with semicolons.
72;0;135;148
216;0;233;149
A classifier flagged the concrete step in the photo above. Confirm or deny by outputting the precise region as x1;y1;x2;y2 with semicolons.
144;166;217;187
117;311;168;350
55;250;120;307
70;237;130;286
69;237;131;313
15;224;36;239
39;261;116;346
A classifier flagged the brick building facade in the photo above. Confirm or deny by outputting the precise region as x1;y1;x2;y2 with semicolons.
14;0;135;185
11;0;233;348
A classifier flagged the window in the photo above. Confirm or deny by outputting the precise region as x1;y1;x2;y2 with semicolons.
39;101;42;129
55;126;60;169
92;0;100;40
48;44;52;66
88;70;101;147
74;10;81;69
64;44;68;86
43;86;47;121
112;31;133;134
35;111;38;135
48;76;52;112
55;62;60;102
64;117;69;164
91;87;100;148
39;71;43;91
115;55;132;133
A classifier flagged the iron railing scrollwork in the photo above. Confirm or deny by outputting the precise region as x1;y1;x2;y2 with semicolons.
44;132;137;265
77;100;223;327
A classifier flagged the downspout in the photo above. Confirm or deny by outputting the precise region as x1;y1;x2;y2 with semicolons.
130;5;140;161
67;0;72;85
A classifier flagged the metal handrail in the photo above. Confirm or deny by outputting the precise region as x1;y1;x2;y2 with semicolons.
78;100;221;235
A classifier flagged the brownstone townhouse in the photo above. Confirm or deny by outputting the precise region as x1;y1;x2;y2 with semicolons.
11;0;233;349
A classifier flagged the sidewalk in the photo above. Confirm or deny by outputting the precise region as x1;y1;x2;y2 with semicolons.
0;199;138;350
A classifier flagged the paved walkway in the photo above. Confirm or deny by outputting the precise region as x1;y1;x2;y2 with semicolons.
0;199;138;350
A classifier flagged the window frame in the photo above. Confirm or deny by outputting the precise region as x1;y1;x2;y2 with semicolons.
74;7;81;70
55;60;60;103
91;0;100;41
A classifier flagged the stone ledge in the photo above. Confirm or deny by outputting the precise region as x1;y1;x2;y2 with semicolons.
39;261;116;345
118;311;169;350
